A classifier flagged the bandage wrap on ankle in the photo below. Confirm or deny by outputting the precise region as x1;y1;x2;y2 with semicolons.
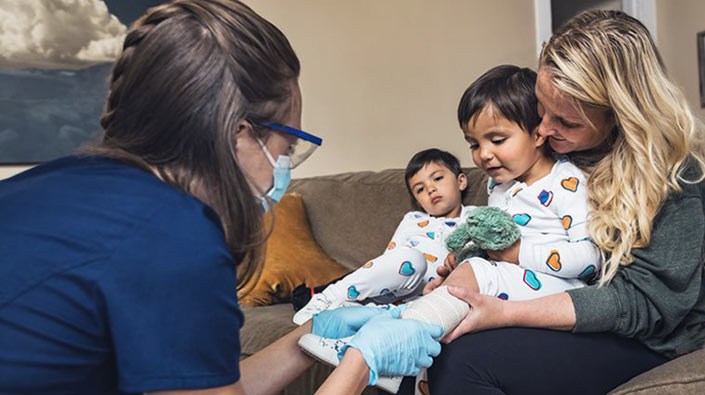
400;286;469;337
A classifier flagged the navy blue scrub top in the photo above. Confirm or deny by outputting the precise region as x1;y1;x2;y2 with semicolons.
0;156;244;394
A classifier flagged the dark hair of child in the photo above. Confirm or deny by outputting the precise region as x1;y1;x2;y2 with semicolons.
457;65;541;136
404;148;467;209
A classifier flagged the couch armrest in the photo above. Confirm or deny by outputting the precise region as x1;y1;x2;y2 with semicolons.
610;348;705;394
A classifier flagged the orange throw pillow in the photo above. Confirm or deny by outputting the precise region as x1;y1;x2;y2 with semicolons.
238;192;350;307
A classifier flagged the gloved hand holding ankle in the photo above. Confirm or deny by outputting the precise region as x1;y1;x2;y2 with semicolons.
339;315;443;385
311;305;402;339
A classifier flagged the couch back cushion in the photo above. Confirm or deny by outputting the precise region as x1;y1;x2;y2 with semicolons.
289;168;488;270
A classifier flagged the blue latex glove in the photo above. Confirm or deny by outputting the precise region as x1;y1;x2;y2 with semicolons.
340;315;443;385
311;305;402;339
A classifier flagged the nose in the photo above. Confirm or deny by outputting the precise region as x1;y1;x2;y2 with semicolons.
479;145;494;162
537;117;555;137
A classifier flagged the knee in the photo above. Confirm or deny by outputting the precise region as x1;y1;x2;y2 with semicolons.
394;247;428;279
428;336;497;393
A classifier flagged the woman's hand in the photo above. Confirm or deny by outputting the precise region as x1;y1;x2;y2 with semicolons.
311;305;401;339
342;315;443;384
487;239;521;264
441;285;510;343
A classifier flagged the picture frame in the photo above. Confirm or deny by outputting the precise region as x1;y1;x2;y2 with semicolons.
0;0;165;165
698;30;705;108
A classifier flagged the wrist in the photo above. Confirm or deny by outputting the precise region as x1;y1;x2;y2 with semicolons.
341;342;378;385
338;347;370;385
501;300;520;327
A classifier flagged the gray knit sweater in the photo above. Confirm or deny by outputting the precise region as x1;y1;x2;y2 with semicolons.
567;172;705;359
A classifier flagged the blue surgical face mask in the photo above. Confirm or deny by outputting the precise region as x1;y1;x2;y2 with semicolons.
256;137;292;212
267;155;291;203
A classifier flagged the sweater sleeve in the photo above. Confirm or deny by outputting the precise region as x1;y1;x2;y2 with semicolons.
567;191;705;357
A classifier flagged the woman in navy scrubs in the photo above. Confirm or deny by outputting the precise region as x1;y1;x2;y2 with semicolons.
0;1;441;394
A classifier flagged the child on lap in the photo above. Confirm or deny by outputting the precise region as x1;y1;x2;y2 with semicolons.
433;65;601;304
293;148;474;325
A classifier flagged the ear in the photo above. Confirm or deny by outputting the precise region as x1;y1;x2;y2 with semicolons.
234;119;253;138
232;119;257;150
532;127;547;148
457;173;468;192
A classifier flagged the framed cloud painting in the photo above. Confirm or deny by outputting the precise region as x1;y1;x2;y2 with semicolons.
0;0;165;164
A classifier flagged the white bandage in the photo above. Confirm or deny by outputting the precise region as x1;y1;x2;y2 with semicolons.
400;285;469;336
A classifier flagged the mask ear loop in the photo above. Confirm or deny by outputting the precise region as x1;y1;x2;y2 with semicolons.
228;121;274;211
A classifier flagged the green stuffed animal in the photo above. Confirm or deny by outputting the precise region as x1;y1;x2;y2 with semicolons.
445;206;521;262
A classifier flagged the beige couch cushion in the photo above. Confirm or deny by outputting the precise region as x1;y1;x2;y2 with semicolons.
609;348;705;394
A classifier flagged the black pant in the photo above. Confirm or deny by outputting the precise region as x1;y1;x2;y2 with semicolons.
391;328;667;395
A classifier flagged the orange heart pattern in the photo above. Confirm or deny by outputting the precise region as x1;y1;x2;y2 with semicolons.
387;241;396;250
418;380;430;395
417;220;430;227
561;215;573;230
423;253;438;263
362;261;374;268
560;177;579;192
546;250;562;271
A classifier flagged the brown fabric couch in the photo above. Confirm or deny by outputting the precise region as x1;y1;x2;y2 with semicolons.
239;167;705;394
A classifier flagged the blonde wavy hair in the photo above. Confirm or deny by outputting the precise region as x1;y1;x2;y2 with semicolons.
539;10;705;286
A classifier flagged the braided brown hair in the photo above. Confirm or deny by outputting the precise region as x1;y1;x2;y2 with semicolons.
87;0;300;290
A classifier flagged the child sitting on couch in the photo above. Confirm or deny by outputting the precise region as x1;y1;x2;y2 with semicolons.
298;65;603;394
293;147;474;325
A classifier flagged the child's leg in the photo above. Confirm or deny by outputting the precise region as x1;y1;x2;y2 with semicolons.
464;258;585;301
409;237;451;284
328;246;428;303
293;247;428;325
395;257;484;337
437;258;481;292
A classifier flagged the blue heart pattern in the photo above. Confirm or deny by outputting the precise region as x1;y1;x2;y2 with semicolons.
378;288;395;301
445;221;457;227
579;265;596;278
513;213;531;226
399;261;416;276
498;292;509;300
409;240;420;247
538;189;554;207
523;269;542;290
426;232;435;239
347;285;360;299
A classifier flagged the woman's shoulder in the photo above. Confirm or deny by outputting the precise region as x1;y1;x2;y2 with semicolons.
1;155;224;253
673;158;705;200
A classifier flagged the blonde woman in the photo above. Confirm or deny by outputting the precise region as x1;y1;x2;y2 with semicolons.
422;10;705;395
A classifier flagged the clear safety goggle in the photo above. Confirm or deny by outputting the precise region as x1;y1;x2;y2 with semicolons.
253;121;323;169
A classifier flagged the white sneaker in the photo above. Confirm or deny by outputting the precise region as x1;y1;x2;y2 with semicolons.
293;293;358;325
298;333;403;394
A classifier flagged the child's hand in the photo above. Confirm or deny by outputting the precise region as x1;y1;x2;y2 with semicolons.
423;266;450;295
486;240;521;264
443;251;458;271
